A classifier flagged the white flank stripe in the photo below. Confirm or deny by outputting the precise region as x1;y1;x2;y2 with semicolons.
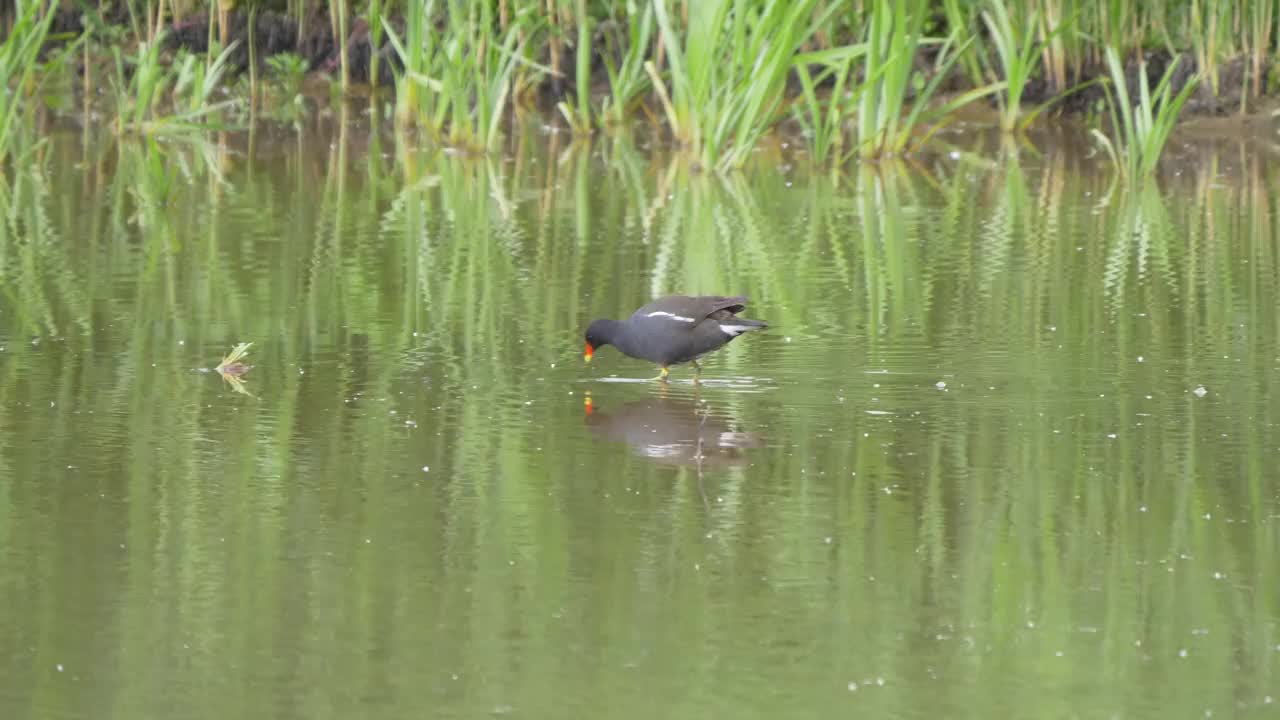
647;311;696;323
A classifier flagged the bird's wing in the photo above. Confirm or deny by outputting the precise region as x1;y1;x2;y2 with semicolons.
633;295;748;323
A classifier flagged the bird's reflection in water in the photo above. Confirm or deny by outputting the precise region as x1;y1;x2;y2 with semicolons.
584;388;762;469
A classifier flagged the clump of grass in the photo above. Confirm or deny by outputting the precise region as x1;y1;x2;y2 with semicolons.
267;52;308;96
556;0;593;134
111;34;241;134
1091;47;1199;180
981;1;1050;132
598;1;654;130
0;3;56;162
792;44;863;164
855;0;1001;158
646;0;833;171
385;0;541;152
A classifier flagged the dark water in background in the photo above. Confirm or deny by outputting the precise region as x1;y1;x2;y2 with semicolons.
1;115;1278;719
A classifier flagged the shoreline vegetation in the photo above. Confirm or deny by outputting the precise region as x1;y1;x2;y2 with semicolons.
1;1;1278;176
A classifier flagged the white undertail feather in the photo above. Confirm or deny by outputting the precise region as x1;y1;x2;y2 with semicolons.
718;324;761;336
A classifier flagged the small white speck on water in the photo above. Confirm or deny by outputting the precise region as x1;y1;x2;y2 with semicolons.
1213;571;1225;579
1055;651;1064;657
847;682;858;692
785;336;792;343
1193;386;1208;397
452;674;459;680
1179;649;1189;658
178;340;185;346
949;150;961;159
1139;505;1148;512
1137;355;1144;362
1204;513;1212;520
876;677;885;686
935;381;946;389
1265;696;1273;704
1026;621;1036;629
404;420;417;428
1107;433;1117;439
1048;325;1057;332
56;664;64;672
422;466;430;472
550;363;556;368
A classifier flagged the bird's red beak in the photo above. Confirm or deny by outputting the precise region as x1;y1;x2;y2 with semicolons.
583;342;594;363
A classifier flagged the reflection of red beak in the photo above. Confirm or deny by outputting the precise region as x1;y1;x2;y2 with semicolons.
583;343;594;363
584;393;593;415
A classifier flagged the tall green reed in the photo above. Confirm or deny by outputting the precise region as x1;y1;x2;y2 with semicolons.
598;1;654;130
792;44;864;164
1092;47;1199;180
855;0;1000;158
0;3;56;163
110;34;241;134
981;1;1060;132
555;0;593;133
385;0;541;152
647;0;832;172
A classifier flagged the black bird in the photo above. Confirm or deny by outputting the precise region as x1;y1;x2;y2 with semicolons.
583;295;768;380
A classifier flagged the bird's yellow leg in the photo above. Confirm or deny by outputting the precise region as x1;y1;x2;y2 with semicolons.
650;366;670;382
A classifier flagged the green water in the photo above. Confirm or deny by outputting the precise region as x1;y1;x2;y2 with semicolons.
1;118;1278;719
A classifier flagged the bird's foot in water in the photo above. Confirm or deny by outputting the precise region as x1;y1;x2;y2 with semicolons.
649;366;671;382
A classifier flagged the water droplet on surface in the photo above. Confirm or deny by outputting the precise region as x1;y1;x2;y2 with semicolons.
56;664;64;672
422;466;430;472
847;682;858;692
935;381;946;389
1193;386;1208;397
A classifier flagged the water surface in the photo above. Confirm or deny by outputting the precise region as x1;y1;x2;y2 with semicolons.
1;119;1278;719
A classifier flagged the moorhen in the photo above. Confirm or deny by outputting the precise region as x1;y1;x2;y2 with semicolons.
583;295;768;380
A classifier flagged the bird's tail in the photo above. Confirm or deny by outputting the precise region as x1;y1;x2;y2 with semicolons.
719;318;769;335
